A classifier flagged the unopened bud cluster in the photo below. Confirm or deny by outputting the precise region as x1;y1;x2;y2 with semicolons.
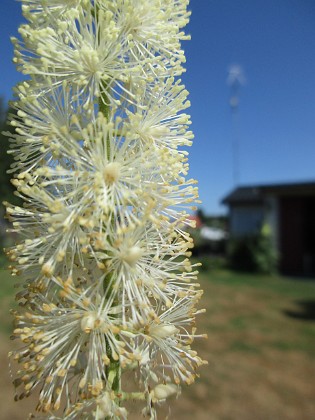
5;1;206;418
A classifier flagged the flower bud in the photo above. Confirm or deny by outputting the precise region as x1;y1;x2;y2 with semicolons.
150;324;179;339
152;383;178;400
80;312;97;333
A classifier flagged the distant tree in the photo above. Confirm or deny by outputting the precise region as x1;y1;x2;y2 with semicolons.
195;209;228;230
0;102;20;208
0;101;18;252
0;100;23;253
196;208;206;224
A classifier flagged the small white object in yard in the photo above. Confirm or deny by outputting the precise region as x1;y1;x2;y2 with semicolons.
200;226;227;241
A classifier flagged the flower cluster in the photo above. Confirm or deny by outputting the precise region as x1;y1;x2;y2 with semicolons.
5;1;206;418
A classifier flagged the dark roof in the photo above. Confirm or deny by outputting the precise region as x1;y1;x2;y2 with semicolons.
222;186;263;205
222;180;315;205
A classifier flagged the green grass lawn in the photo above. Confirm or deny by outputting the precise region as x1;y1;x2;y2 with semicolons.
0;265;315;419
199;269;315;356
173;267;315;419
1;266;315;350
0;267;18;334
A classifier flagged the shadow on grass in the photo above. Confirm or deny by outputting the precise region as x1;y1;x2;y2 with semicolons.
284;299;315;321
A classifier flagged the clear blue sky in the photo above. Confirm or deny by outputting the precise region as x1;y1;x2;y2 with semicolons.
1;0;315;214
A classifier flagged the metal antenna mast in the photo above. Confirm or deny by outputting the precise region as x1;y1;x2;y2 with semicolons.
227;64;245;186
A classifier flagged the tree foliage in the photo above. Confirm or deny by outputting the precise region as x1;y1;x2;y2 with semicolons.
0;101;20;208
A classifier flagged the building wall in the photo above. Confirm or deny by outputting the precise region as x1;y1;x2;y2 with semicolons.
264;196;279;250
279;196;315;275
225;187;315;275
230;205;264;237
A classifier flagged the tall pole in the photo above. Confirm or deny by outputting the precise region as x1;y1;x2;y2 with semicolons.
227;65;245;186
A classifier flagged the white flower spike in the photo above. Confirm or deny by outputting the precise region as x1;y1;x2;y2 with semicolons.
6;0;206;418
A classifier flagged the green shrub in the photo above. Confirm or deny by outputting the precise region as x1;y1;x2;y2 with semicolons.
228;224;278;274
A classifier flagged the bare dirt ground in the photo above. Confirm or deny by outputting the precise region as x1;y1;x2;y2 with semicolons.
1;271;315;419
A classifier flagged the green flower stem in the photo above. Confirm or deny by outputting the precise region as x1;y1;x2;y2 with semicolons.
99;96;110;120
99;94;111;163
99;90;121;403
118;392;147;401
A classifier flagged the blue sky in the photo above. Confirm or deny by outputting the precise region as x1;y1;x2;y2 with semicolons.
1;0;315;214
